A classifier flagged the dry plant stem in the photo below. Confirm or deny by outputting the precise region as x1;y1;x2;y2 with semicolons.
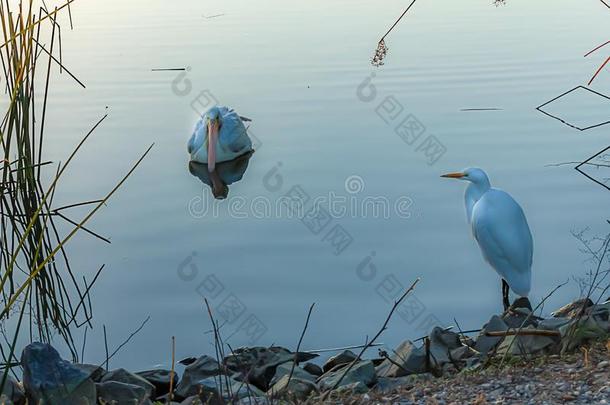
485;330;561;337
306;342;385;354
588;57;610;85
584;40;610;57
0;0;76;50
563;236;610;350
287;303;315;386
203;298;232;400
167;336;176;404
323;278;420;397
379;0;418;42
1;142;155;316
103;324;109;371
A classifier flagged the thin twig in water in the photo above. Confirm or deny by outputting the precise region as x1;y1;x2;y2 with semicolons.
460;108;503;111
151;68;186;72
100;316;151;369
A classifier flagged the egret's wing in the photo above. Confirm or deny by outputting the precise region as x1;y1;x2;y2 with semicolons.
471;189;533;295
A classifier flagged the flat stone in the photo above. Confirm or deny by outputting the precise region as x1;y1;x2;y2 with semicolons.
375;374;433;393
72;363;105;382
101;368;156;399
375;340;428;377
428;327;464;368
174;355;221;399
322;350;357;373
224;347;317;390
267;375;319;400
318;360;376;391
496;326;556;356
303;362;323;376
96;381;153;405
269;363;316;387
137;369;179;397
474;315;508;355
333;381;369;394
552;298;594;319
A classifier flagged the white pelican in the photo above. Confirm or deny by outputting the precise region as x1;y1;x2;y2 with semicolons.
187;106;253;171
441;168;533;310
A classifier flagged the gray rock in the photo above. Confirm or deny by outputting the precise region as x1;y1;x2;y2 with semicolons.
96;381;153;405
136;369;178;397
322;350;357;373
303;362;323;376
449;345;479;361
179;378;220;404
559;315;608;351
21;342;96;405
502;307;538;329
187;376;263;403
226;377;264;400
552;298;594;319
333;381;369;394
428;327;463;367
496;326;556;355
101;368;155;399
375;374;432;393
174;356;221;399
1;375;25;405
73;364;105;382
474;315;508;355
224;347;317;390
269;363;316;387
375;340;428;377
318;360;376;391
538;317;571;331
267;375;319;400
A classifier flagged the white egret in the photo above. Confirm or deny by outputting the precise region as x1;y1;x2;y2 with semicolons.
441;168;533;310
187;106;253;172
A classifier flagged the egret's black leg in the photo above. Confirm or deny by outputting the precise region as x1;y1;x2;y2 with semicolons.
502;279;510;311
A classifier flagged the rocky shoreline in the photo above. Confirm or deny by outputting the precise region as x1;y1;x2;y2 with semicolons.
1;298;610;404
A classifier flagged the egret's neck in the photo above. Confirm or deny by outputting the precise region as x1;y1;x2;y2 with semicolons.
464;179;491;223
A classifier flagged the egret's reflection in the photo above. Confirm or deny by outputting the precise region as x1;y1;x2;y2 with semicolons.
188;151;254;199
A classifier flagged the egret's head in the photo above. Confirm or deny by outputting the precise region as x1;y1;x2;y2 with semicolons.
441;167;489;184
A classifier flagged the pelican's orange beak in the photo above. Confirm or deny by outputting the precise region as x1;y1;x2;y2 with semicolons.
440;172;465;179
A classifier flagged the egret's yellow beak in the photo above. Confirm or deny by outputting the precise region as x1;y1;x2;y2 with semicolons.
441;172;465;179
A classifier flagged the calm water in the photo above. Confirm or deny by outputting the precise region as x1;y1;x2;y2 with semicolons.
34;0;610;369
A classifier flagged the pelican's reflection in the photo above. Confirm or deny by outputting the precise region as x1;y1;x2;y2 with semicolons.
188;151;254;199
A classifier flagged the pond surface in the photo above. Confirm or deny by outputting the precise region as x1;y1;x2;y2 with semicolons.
37;0;610;369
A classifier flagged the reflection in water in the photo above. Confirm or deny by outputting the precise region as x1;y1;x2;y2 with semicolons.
188;151;254;199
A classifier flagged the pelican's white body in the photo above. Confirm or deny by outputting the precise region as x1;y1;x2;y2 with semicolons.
462;169;533;297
